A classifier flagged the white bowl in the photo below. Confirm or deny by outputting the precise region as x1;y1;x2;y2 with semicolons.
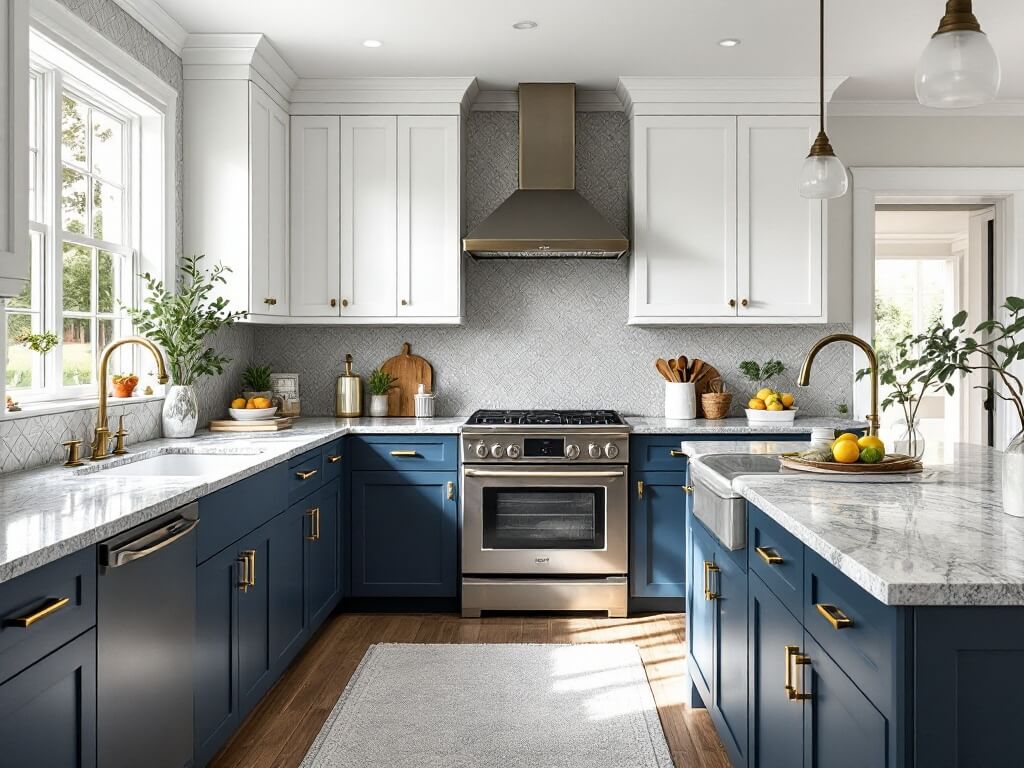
745;407;798;424
229;406;278;421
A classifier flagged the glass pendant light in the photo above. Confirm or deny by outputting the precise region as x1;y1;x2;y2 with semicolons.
798;0;848;200
916;0;1000;108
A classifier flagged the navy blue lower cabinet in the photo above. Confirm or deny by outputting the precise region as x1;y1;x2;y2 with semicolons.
687;514;715;705
713;545;748;766
803;632;889;768
351;470;458;598
306;480;343;631
748;571;804;768
268;502;309;675
630;470;688;598
0;628;96;768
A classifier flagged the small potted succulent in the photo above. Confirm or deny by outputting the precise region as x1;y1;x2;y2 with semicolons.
367;368;397;417
241;363;274;402
110;373;140;398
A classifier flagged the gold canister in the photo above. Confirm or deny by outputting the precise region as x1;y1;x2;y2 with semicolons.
335;354;362;417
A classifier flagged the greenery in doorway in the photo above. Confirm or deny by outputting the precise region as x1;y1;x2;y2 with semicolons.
123;254;248;386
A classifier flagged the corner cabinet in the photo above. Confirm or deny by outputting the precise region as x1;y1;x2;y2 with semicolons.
289;114;463;324
629;114;825;325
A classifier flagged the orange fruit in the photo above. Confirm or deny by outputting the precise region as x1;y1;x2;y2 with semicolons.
831;440;860;464
245;399;257;409
253;397;271;409
231;397;246;409
780;393;795;408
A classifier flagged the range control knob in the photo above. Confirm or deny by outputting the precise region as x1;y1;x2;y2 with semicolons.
587;443;602;459
490;443;505;459
604;442;620;459
565;443;580;460
506;444;522;459
474;442;488;459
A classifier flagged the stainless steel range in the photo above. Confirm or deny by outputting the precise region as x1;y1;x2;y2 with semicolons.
460;410;630;618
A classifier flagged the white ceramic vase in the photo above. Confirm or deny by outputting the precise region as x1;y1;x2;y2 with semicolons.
369;394;389;417
163;384;198;438
1003;430;1024;518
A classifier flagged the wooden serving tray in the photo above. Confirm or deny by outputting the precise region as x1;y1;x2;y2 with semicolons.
209;417;293;432
779;453;922;475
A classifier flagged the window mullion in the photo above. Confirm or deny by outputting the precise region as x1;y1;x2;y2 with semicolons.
47;68;63;399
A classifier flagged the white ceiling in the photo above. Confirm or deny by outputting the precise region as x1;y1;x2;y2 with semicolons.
153;0;1024;101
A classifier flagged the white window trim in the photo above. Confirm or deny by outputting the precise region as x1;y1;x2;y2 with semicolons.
4;0;177;414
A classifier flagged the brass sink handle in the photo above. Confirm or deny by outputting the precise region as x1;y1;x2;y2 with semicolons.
63;440;84;467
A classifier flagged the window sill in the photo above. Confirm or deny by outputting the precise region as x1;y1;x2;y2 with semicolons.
3;393;165;421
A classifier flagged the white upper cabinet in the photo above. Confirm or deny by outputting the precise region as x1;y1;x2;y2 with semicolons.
340;115;398;318
249;82;290;316
0;0;28;299
289;115;340;316
630;116;737;320
397;115;461;320
737;116;822;318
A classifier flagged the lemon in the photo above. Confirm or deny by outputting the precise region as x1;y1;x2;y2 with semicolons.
831;440;861;464
857;435;886;457
748;398;767;410
766;402;784;411
756;388;774;402
859;447;883;464
231;397;246;409
781;393;795;408
834;432;860;443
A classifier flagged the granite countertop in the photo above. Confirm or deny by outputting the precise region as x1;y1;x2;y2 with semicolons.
680;439;813;457
624;416;866;434
0;417;467;584
687;440;1024;606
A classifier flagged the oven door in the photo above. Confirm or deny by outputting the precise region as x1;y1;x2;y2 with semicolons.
461;465;628;575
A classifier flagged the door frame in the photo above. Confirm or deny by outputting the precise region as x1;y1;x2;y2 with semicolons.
851;167;1024;449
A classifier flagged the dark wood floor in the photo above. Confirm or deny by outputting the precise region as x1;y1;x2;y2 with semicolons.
212;612;730;768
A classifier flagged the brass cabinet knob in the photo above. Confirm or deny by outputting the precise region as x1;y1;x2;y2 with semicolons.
401;299;408;306
728;299;736;308
341;298;349;307
63;440;84;467
741;298;749;307
330;298;337;308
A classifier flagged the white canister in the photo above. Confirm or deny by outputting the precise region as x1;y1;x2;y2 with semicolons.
664;382;697;420
414;383;435;418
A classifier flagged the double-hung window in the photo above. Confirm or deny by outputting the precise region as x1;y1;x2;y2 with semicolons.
4;17;175;405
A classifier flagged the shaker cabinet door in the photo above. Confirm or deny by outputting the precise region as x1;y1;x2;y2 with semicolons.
290;115;341;316
687;516;716;701
249;81;289;315
630;471;688;598
306;481;343;630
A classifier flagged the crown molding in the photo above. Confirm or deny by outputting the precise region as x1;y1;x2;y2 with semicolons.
289;76;479;116
616;76;847;116
111;0;186;56
829;99;1024;118
471;88;624;112
182;33;298;106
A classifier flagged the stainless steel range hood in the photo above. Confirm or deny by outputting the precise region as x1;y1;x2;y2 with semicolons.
463;83;629;259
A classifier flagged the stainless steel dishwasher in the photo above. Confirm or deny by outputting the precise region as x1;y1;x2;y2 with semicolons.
97;503;199;768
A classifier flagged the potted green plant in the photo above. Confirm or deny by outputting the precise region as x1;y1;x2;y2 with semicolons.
124;254;247;437
367;368;397;417
241;363;273;402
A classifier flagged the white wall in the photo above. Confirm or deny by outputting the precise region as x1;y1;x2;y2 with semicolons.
827;116;1024;322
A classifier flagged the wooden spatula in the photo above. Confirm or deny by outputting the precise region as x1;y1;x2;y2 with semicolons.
656;358;675;382
689;359;704;385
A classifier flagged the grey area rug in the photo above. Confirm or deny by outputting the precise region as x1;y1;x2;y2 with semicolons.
300;643;674;767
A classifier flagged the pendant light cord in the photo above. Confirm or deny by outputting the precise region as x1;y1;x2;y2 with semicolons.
819;0;825;135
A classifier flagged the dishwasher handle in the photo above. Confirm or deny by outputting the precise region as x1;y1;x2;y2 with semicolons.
101;517;198;568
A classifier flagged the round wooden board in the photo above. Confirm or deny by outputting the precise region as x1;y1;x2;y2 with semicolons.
694;363;721;418
379;342;433;417
779;453;922;475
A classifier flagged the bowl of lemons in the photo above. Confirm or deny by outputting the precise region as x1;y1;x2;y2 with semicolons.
745;388;798;423
228;395;278;421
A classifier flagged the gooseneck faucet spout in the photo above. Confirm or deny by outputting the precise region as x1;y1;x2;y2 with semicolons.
91;337;170;460
797;333;880;437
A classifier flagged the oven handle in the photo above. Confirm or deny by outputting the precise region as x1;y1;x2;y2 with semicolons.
462;469;625;479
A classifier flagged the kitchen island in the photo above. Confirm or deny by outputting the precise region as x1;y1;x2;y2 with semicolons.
680;440;1024;767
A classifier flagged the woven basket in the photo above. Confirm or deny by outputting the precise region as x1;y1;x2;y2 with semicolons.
701;392;733;420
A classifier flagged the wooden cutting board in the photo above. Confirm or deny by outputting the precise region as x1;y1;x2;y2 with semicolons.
209;417;293;432
379;342;433;417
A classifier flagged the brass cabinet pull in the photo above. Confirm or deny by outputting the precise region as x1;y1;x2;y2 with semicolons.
682;485;694;494
784;645;797;697
263;297;277;306
704;561;720;600
729;299;736;308
246;550;256;588
306;507;321;541
295;468;318;480
669;449;685;457
816;603;854;630
330;298;337;308
636;480;645;499
341;298;349;307
390;450;419;458
238;551;252;592
6;596;71;628
755;546;784;565
447;481;455;501
785;645;812;700
401;299;408;306
327;455;342;464
741;298;749;307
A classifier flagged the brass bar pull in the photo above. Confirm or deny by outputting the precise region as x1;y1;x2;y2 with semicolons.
327;455;342;464
246;550;257;588
755;546;784;565
816;603;854;630
447;481;455;501
295;469;318;480
784;645;797;697
389;450;419;458
637;480;645;499
669;449;686;457
704;562;720;600
6;596;71;628
682;485;694;494
792;653;812;700
238;553;251;592
305;507;320;541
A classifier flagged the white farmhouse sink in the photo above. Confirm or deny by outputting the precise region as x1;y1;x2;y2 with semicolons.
78;450;262;479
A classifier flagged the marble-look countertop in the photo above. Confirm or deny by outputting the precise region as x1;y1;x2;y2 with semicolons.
624;416;866;434
693;441;1024;606
0;417;466;584
680;439;814;457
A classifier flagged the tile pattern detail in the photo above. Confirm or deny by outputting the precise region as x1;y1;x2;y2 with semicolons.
255;111;854;418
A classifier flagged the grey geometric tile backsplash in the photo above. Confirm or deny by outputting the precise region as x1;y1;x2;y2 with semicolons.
254;111;854;419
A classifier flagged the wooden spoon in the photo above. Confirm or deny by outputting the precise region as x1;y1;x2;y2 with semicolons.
676;356;689;382
689;359;705;385
655;359;675;382
668;359;682;382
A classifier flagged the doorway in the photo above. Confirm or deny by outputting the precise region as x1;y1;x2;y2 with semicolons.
873;206;994;454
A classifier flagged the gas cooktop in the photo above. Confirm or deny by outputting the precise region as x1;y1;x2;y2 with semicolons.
465;409;625;426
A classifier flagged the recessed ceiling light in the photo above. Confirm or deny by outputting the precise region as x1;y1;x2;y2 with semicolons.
362;39;382;48
512;20;538;30
718;38;741;48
